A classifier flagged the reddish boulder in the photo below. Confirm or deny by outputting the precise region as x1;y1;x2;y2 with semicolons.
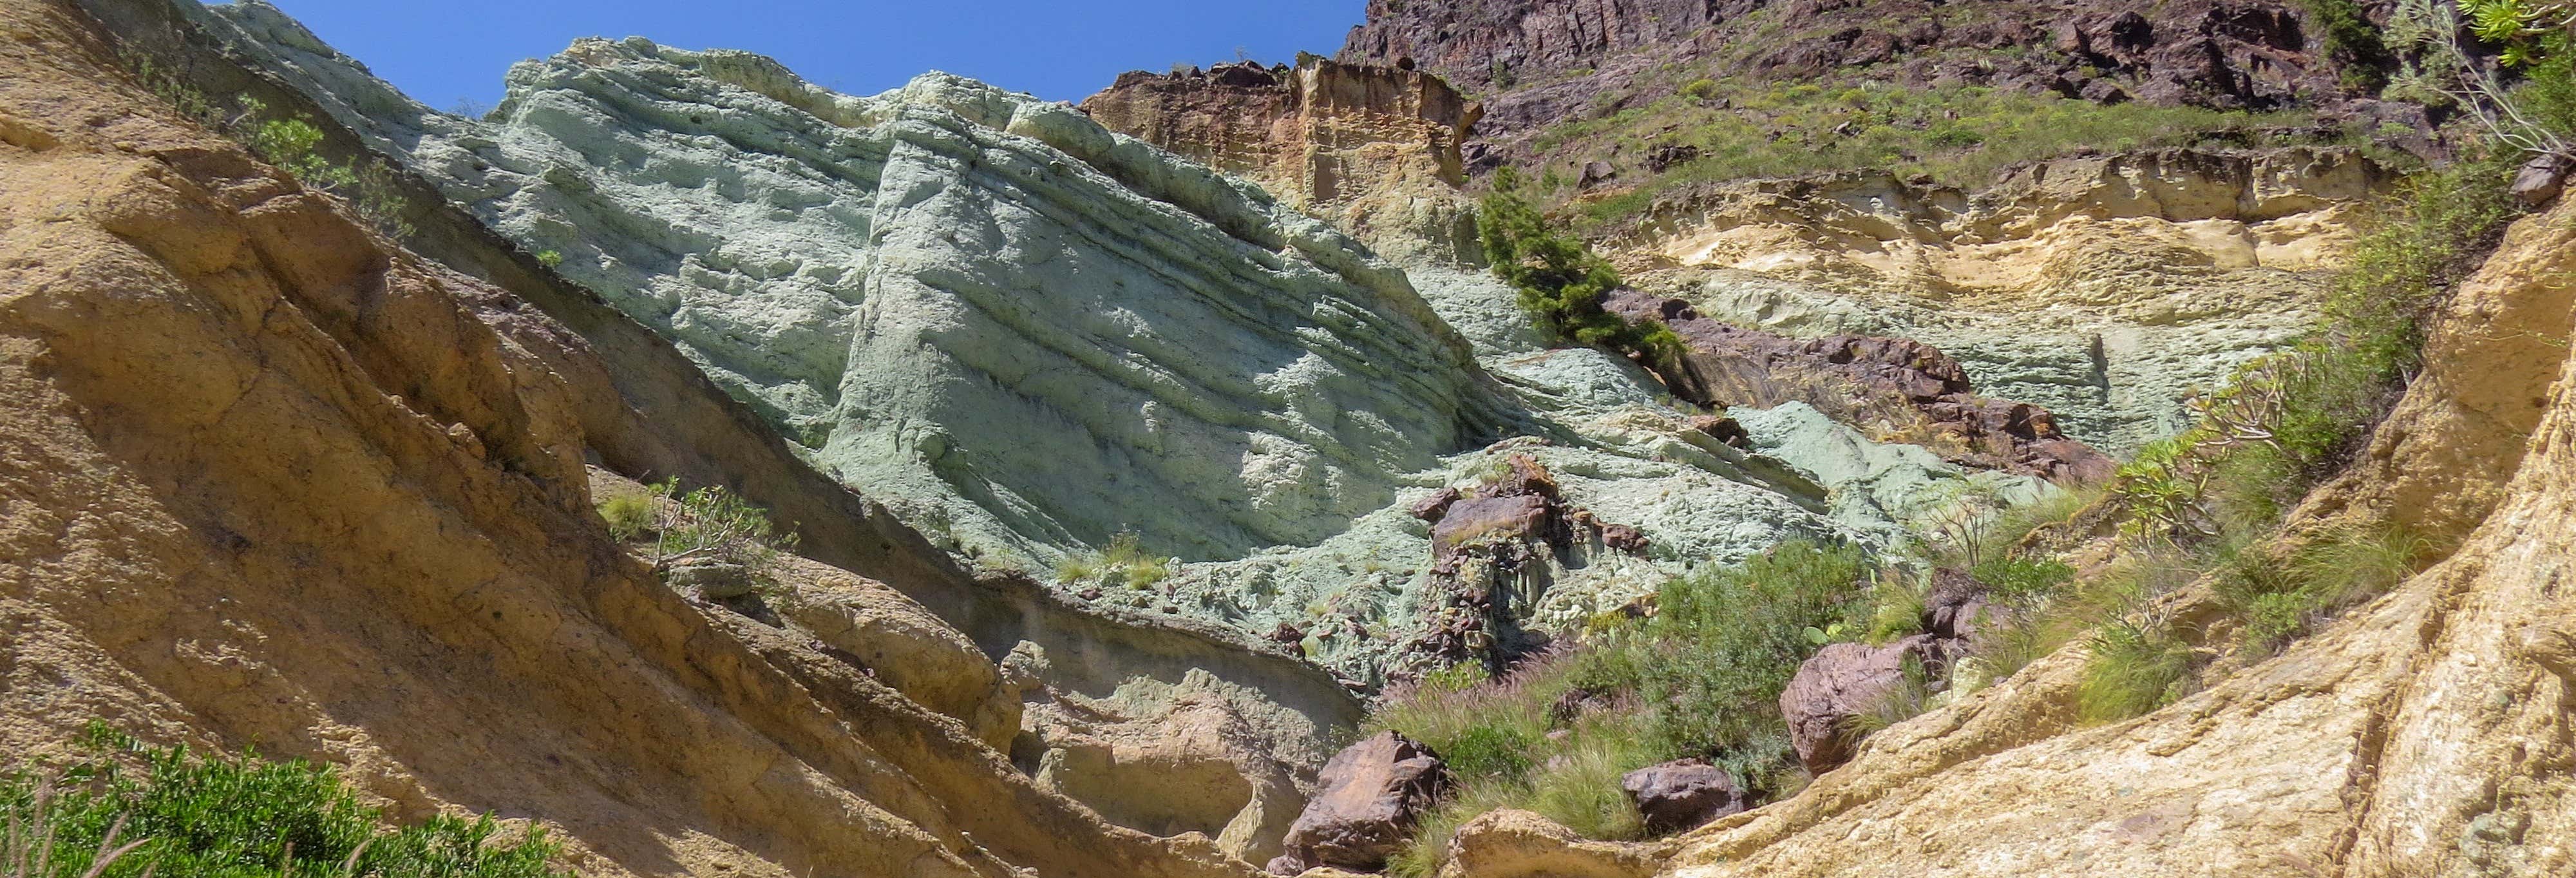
1780;635;1945;774
1620;758;1748;835
1268;730;1454;874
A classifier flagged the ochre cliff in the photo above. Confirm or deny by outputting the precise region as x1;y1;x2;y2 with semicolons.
1081;58;1484;264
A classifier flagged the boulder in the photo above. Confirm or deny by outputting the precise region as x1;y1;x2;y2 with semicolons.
1923;568;2000;641
1620;758;1748;835
1270;730;1453;873
665;560;755;598
2513;153;2571;207
1780;635;1943;774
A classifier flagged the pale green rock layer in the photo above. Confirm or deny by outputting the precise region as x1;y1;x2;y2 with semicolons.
196;0;2052;683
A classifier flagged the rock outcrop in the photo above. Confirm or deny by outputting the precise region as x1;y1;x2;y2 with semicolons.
1439;810;1663;878
182;0;2069;698
1620;148;2382;452
1607;289;2116;482
1341;0;2397;151
0;4;1264;875
1777;635;1945;775
1620;759;1748;835
1081;57;1483;264
1417;156;2576;878
1269;730;1454;874
189;1;1517;573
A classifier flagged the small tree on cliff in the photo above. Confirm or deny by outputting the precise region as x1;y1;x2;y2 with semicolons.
1477;171;1681;364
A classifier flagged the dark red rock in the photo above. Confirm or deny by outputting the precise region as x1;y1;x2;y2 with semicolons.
1620;758;1749;835
1780;635;1946;774
1924;567;2002;640
1601;523;1649;555
1340;0;2378;169
1410;486;1463;523
1271;730;1454;873
1603;287;2115;483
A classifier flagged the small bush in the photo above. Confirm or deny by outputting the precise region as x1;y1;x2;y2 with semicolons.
596;491;654;542
2077;618;2198;723
3;727;565;878
1055;530;1172;590
651;482;797;573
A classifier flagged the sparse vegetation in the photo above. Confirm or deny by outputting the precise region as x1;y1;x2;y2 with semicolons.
3;726;565;878
596;480;799;593
1511;77;2334;231
114;48;415;238
1370;541;1876;875
1054;530;1173;591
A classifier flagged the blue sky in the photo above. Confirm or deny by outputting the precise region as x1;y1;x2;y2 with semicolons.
255;0;1367;110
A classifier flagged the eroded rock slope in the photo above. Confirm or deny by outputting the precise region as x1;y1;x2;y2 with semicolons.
0;2;1271;874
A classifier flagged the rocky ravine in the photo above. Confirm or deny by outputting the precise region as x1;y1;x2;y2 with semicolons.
1443;156;2576;878
185;0;2090;693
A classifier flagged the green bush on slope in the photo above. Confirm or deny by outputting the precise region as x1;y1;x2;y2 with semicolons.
1371;542;1875;875
3;727;565;878
1477;171;1682;367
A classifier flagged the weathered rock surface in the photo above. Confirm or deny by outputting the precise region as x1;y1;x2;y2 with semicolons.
1271;731;1453;873
1622;148;2382;452
0;6;1263;875
1081;58;1483;264
1620;759;1748;835
1779;636;1944;775
191;1;1517;573
1343;0;2392;154
1607;289;2115;482
1014;660;1322;865
1438;810;1663;878
1434;160;2576;878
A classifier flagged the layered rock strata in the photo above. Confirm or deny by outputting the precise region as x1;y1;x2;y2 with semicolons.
1609;289;2116;482
1081;57;1484;264
1618;147;2382;452
190;0;1518;572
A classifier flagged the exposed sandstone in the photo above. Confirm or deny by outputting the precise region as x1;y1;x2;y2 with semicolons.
1622;148;2382;452
1437;810;1663;878
1433;171;2576;878
1081;58;1484;264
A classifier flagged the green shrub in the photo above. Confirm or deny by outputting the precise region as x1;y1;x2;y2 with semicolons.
1679;78;1719;101
596;490;654;542
1056;530;1172;590
2303;0;2394;91
651;481;797;572
1477;172;1683;367
2077;618;2199;723
3;727;564;878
